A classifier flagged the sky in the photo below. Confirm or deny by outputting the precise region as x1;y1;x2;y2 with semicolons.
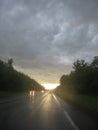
0;0;98;84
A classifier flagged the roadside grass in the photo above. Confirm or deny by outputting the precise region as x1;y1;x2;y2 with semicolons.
56;92;98;113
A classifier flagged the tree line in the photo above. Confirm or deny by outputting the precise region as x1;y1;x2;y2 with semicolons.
0;59;44;92
56;56;98;95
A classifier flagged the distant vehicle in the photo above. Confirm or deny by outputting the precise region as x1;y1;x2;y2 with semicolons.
41;90;44;93
49;90;53;94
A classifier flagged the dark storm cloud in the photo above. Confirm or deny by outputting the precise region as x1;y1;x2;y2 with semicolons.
0;0;98;83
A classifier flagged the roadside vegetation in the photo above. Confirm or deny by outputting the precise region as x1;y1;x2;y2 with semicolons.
55;56;98;112
0;59;44;92
55;91;98;112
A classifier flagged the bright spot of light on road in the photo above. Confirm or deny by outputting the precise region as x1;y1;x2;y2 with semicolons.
30;90;35;97
42;84;59;90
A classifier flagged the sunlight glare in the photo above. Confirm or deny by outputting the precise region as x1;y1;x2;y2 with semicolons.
42;84;59;90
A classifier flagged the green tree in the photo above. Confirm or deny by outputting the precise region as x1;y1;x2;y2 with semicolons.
73;59;88;72
0;59;44;92
56;56;98;94
8;58;13;68
91;56;98;68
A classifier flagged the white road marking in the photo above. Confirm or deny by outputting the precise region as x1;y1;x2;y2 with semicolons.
53;94;80;130
63;110;80;130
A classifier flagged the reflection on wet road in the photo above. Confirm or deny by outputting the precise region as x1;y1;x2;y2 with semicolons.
0;92;98;130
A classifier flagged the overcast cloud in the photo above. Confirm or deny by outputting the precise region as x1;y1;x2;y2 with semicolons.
0;0;98;84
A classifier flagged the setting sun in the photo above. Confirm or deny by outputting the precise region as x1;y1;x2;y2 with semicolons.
42;84;59;90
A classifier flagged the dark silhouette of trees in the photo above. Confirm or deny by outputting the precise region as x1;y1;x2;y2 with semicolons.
56;56;98;95
8;58;13;68
91;56;98;68
0;59;44;92
73;59;88;72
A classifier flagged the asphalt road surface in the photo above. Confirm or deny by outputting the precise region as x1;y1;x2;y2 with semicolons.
0;91;98;130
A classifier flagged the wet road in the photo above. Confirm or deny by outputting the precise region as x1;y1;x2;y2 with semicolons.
0;92;98;130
